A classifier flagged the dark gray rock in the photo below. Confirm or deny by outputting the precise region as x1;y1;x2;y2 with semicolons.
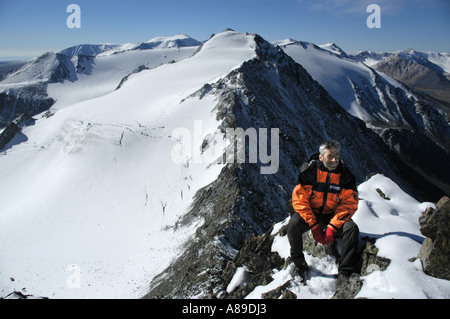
417;196;450;280
262;281;293;299
0;122;20;150
360;238;391;276
332;274;363;299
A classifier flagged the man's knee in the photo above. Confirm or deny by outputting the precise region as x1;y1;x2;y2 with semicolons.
342;219;358;232
340;219;359;240
288;213;310;244
288;213;308;232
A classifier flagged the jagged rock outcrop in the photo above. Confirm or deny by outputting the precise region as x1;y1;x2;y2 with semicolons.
0;113;35;150
0;85;54;129
417;196;450;280
221;229;285;299
359;238;391;276
0;122;20;150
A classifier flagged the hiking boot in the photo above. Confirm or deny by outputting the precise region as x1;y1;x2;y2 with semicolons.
293;261;309;283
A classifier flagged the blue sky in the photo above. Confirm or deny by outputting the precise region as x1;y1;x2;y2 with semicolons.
0;0;449;60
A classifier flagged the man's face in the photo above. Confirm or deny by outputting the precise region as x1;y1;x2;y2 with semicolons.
319;148;340;171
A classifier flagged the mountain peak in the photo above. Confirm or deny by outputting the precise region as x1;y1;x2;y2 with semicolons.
141;34;202;49
319;42;347;57
59;44;123;57
273;38;298;46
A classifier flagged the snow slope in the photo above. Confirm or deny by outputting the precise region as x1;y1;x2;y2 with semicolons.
50;35;202;110
0;35;202;112
276;40;410;127
244;174;450;299
426;51;450;74
0;31;256;299
46;47;198;110
135;34;203;50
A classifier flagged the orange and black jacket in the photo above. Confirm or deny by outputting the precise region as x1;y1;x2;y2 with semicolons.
292;157;359;231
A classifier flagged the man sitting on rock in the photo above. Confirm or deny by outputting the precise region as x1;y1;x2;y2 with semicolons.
288;140;360;287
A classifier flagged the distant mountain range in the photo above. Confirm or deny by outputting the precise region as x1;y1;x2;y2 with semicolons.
353;48;450;115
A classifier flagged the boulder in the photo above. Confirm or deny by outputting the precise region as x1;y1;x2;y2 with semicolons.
222;228;284;299
359;238;391;276
417;196;450;280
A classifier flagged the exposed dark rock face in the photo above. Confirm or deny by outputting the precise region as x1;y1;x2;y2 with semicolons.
0;85;54;129
0;52;79;129
0;122;20;150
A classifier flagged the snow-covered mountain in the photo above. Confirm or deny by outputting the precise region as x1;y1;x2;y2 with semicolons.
352;49;450;108
374;50;450;109
0;30;256;299
275;39;450;198
0;61;27;79
0;30;448;299
0;34;201;127
351;49;450;73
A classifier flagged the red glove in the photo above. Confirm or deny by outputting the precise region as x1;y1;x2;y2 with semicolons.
311;227;327;245
325;227;336;245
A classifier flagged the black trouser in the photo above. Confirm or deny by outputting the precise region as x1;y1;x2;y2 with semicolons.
287;212;360;275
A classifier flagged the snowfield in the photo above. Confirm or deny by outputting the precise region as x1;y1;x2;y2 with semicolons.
0;31;255;299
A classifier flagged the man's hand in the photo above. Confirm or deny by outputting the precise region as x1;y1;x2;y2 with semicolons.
311;227;327;245
325;227;336;245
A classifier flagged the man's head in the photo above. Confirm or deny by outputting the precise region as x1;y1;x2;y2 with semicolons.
319;140;340;171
